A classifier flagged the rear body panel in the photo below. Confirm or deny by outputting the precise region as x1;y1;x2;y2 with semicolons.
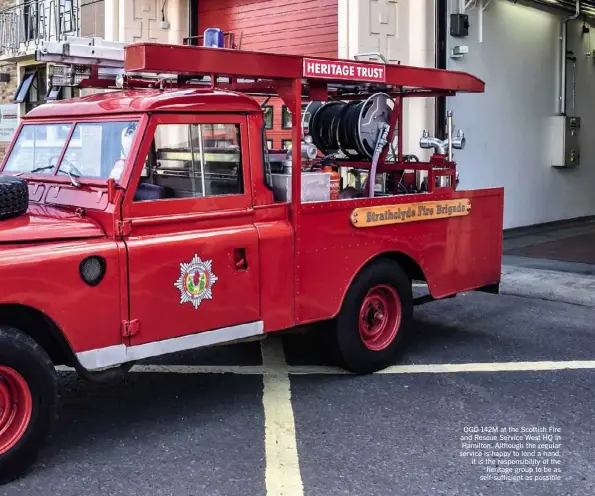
295;188;503;323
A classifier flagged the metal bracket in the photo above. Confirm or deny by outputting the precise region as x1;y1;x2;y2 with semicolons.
460;0;477;12
353;52;391;64
116;220;132;237
121;319;140;338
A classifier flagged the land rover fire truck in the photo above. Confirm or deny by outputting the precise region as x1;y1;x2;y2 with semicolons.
0;37;503;483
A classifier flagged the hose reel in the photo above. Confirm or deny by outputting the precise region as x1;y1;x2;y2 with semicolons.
304;93;396;160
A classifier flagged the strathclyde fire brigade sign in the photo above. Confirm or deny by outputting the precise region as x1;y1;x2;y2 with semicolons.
303;58;386;83
350;199;471;228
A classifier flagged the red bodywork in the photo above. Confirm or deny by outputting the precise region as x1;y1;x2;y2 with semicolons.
0;44;503;370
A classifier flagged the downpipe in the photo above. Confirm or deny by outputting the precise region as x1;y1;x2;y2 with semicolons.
560;0;580;115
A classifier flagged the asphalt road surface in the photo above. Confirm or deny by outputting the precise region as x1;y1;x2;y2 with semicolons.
3;291;594;496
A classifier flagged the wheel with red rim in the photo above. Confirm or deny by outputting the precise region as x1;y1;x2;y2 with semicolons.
329;260;413;374
358;285;402;352
0;367;33;455
0;327;57;485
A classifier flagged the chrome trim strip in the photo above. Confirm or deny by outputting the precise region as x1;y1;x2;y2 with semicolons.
76;321;264;371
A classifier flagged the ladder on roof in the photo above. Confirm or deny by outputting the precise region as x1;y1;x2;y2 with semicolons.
36;36;253;89
36;37;127;88
37;37;126;67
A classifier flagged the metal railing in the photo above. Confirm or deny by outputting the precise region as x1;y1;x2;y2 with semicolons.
0;0;80;57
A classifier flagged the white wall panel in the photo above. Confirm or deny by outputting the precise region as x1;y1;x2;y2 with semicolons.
447;0;595;228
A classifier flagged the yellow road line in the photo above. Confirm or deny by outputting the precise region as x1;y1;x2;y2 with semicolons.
261;338;304;496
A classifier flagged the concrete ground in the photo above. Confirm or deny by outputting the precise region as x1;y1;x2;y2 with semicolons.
503;216;595;269
2;287;594;496
501;216;595;306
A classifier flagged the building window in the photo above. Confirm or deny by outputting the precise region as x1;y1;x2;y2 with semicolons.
13;72;36;104
45;86;81;101
266;139;273;150
282;105;292;129
60;0;76;34
23;0;40;43
282;139;292;150
263;105;273;129
14;66;48;113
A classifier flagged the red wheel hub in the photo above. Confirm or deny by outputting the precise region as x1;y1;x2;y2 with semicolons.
0;366;32;455
358;284;402;351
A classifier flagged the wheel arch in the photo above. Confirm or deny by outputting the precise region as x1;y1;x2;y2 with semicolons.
331;250;427;320
370;251;427;283
354;250;428;287
0;304;76;367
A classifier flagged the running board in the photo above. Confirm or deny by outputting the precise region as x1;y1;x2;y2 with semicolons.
76;321;264;371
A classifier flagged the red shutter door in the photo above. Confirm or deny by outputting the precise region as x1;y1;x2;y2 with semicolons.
198;0;338;58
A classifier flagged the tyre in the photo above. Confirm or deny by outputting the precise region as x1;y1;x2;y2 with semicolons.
0;327;58;485
0;175;29;221
331;260;413;374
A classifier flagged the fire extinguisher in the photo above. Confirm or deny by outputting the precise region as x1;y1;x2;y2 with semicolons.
321;165;340;200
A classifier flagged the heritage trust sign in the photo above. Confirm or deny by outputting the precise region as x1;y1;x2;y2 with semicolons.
350;199;472;228
303;58;386;83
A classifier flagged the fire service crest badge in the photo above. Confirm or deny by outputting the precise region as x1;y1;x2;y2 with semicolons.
174;254;218;309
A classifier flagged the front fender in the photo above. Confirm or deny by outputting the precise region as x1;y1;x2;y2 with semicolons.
0;239;124;354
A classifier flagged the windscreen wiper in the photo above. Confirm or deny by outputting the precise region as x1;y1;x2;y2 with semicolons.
29;165;55;173
27;165;80;187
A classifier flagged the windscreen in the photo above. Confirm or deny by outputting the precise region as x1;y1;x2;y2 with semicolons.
3;124;73;174
3;121;139;181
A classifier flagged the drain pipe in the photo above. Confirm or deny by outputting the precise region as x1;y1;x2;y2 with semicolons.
560;0;580;115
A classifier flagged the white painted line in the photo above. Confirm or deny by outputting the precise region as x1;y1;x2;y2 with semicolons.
56;360;595;376
55;365;74;372
261;338;304;496
286;365;350;375
130;364;264;375
377;360;595;374
54;364;265;374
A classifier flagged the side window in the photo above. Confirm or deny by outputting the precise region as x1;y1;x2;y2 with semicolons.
263;105;273;130
134;123;243;202
281;105;292;129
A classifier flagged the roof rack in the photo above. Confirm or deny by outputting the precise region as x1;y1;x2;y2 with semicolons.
36;37;484;98
35;37;484;201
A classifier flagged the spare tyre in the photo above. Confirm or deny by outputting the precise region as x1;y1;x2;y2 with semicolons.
0;175;29;220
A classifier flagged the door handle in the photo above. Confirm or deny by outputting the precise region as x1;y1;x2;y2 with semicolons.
234;248;248;270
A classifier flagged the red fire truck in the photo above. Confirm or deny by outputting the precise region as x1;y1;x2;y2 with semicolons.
0;38;503;483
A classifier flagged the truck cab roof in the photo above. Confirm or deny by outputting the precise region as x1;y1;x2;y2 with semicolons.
24;88;263;119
